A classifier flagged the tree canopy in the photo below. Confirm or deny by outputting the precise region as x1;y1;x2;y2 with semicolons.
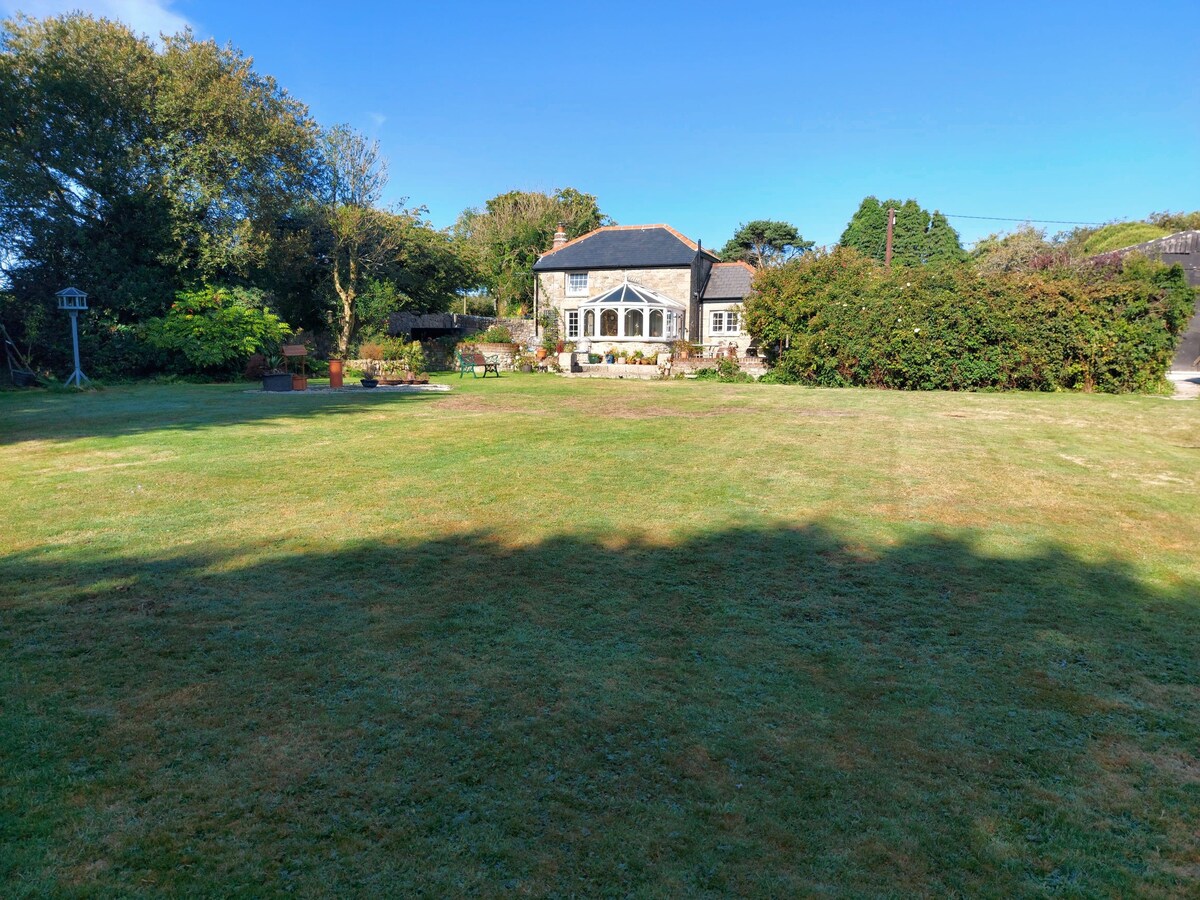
719;220;813;268
0;12;472;376
454;188;609;315
838;197;965;266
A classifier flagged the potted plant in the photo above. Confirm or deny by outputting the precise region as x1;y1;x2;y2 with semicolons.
360;360;379;388
605;348;616;364
260;348;291;392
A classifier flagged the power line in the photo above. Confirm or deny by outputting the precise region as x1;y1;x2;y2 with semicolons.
942;213;1106;226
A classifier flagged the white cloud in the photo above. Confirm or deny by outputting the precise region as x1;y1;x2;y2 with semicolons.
368;112;387;129
1;0;193;39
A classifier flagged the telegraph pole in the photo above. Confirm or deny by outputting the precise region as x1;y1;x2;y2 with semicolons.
885;207;896;270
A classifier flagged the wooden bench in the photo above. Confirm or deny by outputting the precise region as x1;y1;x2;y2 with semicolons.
456;350;500;378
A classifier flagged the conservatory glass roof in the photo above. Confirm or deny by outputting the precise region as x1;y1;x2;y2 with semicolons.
578;281;686;309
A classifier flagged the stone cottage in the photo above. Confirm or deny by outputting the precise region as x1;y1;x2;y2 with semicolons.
532;224;757;356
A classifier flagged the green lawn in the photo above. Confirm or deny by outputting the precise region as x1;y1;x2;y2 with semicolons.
2;375;1198;896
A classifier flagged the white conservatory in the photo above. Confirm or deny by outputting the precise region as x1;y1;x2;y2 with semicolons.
576;281;684;345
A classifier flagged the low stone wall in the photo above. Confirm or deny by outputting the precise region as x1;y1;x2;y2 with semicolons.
671;356;768;378
463;342;520;371
562;353;768;380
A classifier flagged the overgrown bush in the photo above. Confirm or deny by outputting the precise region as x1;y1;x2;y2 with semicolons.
142;287;290;376
746;248;1194;393
461;324;514;344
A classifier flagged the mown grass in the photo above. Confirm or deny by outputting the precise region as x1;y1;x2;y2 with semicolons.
2;375;1198;896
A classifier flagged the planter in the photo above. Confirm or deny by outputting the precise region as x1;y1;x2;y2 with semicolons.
360;378;379;388
605;354;615;364
262;372;292;392
535;347;548;361
519;364;533;373
291;374;308;391
328;358;344;389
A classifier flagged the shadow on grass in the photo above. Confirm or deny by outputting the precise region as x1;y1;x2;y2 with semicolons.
0;382;449;445
2;524;1197;895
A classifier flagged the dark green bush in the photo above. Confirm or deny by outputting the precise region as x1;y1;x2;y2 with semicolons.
745;248;1194;393
142;286;290;376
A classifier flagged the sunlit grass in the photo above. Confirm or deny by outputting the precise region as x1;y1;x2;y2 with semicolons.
2;376;1198;895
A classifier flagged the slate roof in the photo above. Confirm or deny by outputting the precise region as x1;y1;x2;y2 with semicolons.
533;225;717;271
701;261;755;300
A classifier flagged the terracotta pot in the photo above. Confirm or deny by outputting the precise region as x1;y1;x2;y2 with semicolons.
291;374;308;391
536;347;548;360
328;358;344;389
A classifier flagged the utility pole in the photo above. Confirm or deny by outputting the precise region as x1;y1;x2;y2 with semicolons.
885;207;896;270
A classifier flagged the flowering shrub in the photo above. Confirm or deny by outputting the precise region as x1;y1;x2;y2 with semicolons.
746;248;1194;393
143;287;290;374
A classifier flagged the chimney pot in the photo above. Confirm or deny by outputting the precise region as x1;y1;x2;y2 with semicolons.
552;222;568;250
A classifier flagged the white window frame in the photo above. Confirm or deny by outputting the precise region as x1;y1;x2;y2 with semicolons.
566;310;579;339
566;272;589;297
726;311;740;334
711;311;725;334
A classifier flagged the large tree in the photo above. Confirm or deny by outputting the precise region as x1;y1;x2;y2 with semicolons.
719;220;814;268
0;13;318;372
454;188;608;314
314;126;471;353
317;125;404;355
838;197;965;266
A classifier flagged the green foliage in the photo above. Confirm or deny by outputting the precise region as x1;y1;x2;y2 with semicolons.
142;286;290;374
745;247;1194;393
839;197;965;265
478;325;514;343
1080;222;1170;254
719;220;814;268
1147;210;1200;233
455;188;609;314
354;278;409;336
971;225;1063;274
0;12;317;373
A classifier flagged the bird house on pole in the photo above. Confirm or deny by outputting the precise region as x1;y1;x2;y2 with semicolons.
55;287;88;311
55;287;90;386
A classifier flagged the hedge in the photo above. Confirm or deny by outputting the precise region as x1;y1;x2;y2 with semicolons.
745;248;1195;393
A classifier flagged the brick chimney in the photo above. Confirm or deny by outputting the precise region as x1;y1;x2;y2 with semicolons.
551;222;567;251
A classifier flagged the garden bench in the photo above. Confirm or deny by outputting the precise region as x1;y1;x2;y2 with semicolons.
456;350;500;378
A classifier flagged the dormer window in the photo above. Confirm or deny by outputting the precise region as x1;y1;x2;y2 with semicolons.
566;272;589;297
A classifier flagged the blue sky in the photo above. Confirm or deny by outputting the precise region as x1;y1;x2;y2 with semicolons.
5;0;1198;247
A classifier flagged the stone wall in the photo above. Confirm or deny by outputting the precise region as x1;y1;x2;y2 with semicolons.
539;267;692;315
387;312;541;349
